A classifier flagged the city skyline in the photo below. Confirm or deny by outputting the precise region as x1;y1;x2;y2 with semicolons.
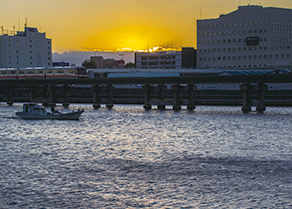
1;0;292;53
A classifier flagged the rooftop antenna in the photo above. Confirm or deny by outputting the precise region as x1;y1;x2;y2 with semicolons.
18;14;20;31
24;17;27;28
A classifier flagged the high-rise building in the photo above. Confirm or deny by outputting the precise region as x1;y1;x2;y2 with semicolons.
0;27;52;68
197;5;292;69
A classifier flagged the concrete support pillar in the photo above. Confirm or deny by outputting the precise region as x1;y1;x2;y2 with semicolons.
256;82;267;112
63;85;70;108
92;84;101;109
7;85;13;106
106;84;114;109
143;84;152;110
240;82;252;113
158;84;166;110
29;85;37;103
187;83;196;111
49;85;56;107
172;84;181;111
42;85;49;107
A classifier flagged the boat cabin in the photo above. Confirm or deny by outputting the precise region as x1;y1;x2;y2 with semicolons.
23;103;47;115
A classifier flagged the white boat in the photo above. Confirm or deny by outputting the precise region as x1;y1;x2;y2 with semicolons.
16;103;84;120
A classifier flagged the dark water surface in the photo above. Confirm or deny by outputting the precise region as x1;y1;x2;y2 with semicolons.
0;104;292;208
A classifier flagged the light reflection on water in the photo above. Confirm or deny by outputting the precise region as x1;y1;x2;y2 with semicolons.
0;104;292;208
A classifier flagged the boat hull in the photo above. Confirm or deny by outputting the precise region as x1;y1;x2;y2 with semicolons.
16;111;83;120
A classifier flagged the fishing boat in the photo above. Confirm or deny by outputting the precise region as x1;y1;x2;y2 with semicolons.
16;103;84;120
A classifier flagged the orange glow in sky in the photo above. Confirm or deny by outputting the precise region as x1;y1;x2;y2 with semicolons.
1;0;292;52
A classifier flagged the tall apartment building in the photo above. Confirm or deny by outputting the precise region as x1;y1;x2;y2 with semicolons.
0;27;52;68
197;5;292;69
135;48;196;69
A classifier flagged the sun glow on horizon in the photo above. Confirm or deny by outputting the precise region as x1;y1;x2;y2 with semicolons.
73;46;182;53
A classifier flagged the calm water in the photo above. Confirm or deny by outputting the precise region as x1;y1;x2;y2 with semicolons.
0;104;292;208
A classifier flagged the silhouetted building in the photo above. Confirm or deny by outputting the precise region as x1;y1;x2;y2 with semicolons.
182;47;197;69
90;56;125;69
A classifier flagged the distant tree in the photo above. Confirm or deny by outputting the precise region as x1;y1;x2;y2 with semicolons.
82;59;97;69
124;62;135;69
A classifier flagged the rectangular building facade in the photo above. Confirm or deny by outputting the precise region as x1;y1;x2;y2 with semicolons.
135;51;182;69
90;56;125;69
197;5;292;69
0;27;52;68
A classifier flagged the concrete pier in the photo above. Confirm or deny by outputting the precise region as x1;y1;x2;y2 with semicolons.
187;83;196;111
158;84;166;110
62;85;70;108
240;82;252;112
92;84;101;109
106;84;114;109
29;85;37;103
49;85;56;107
7;85;13;106
172;84;181;111
42;85;49;107
143;84;152;110
256;82;267;112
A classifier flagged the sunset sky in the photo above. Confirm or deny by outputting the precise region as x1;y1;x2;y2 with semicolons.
1;0;292;53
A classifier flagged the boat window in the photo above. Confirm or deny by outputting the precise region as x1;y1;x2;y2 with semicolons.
18;70;25;74
46;69;53;74
0;71;7;75
10;70;16;74
68;69;74;74
38;70;44;74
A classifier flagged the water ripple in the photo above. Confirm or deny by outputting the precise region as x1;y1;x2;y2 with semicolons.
0;104;292;208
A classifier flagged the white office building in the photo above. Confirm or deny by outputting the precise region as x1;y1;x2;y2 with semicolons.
0;27;52;68
197;5;292;69
135;51;182;69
